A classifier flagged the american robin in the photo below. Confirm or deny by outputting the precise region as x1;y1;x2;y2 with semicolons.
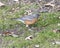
16;13;40;28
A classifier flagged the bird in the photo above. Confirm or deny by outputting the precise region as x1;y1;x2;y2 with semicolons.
16;13;40;28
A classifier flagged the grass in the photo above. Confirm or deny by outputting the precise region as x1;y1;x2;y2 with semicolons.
0;4;60;48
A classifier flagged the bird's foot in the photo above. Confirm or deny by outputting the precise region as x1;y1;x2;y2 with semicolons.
26;25;29;27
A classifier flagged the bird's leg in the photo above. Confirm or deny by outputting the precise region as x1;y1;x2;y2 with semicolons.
26;25;29;27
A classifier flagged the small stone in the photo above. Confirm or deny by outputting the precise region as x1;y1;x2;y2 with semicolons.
53;29;60;33
59;16;60;19
11;32;18;37
52;41;60;45
55;41;60;44
13;0;19;2
12;34;18;37
52;42;55;45
28;29;33;31
35;44;39;48
0;2;5;7
17;7;19;9
12;8;15;11
45;3;55;7
22;46;26;48
58;23;60;26
39;0;42;1
0;34;2;36
53;29;57;33
13;0;19;3
9;12;12;14
25;35;33;40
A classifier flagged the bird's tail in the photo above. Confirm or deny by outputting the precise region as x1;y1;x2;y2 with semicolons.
16;18;25;23
11;18;25;23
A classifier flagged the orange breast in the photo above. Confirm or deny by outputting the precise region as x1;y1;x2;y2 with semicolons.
25;18;37;25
